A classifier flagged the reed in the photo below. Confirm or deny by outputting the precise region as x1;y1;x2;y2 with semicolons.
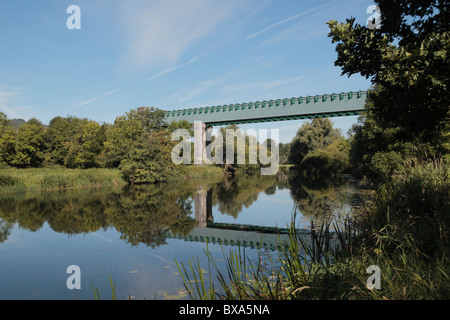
91;275;117;300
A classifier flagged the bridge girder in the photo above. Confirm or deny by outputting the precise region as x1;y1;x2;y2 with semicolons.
163;90;368;126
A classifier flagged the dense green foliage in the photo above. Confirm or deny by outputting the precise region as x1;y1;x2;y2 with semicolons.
328;0;449;180
103;108;176;184
0;113;16;165
0;108;193;185
1;108;276;185
12;119;46;168
46;116;107;169
289;118;341;165
288;118;350;182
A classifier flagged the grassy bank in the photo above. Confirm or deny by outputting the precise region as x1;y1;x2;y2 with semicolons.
0;164;225;193
0;167;127;193
177;164;225;180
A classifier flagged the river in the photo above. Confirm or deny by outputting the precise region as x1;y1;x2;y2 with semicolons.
0;170;361;300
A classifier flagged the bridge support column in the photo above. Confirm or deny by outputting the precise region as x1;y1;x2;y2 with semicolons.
194;185;213;228
194;121;213;165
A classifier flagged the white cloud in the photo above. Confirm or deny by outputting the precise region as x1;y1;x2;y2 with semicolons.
119;0;249;69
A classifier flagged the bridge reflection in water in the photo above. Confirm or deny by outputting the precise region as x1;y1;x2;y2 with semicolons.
167;185;319;251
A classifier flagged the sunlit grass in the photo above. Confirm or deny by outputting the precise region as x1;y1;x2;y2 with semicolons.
0;168;126;193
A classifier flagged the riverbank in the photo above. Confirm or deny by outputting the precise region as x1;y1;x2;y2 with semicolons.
0;167;126;193
0;165;225;193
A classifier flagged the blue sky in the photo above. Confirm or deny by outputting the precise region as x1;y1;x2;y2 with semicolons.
0;0;374;143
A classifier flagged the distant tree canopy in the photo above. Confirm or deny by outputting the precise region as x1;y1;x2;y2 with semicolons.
1;107;277;184
288;118;350;181
328;0;450;180
11;119;46;168
0;113;16;165
46;116;106;169
289;118;342;165
0;109;184;185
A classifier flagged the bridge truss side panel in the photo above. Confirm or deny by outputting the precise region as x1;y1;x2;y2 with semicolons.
164;91;367;125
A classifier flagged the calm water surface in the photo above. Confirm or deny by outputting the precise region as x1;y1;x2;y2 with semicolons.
0;171;360;300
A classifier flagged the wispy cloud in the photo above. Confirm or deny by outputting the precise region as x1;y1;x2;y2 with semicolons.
160;74;305;110
75;89;119;108
0;92;17;116
139;53;207;83
76;52;207;108
120;0;249;69
246;0;337;39
161;78;224;107
0;88;33;118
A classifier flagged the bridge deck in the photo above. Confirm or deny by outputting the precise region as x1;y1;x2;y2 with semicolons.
164;91;367;125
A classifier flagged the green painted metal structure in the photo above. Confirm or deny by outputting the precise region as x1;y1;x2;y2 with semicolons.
166;225;339;251
164;90;368;125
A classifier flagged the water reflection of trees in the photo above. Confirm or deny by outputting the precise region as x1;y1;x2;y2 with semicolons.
0;171;359;246
288;170;355;226
211;173;277;218
0;182;199;247
107;184;195;248
0;219;13;243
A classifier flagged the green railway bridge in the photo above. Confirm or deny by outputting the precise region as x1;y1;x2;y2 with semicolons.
163;90;368;126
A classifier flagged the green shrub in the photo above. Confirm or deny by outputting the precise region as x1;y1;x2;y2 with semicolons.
370;151;404;181
298;148;349;182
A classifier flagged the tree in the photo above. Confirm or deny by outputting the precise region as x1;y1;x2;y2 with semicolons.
278;142;291;165
119;129;176;185
298;142;350;183
46;116;105;168
289;118;342;167
103;110;146;168
12;119;46;168
218;125;261;175
0;112;16;165
167;120;194;136
65;121;106;168
46;116;72;165
104;108;176;185
328;0;450;179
